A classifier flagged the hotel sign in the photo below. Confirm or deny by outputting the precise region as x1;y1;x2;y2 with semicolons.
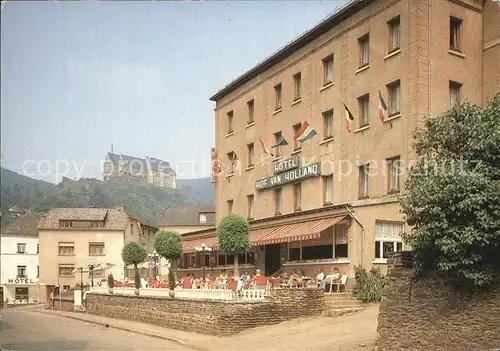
255;162;321;191
274;156;299;173
7;278;38;285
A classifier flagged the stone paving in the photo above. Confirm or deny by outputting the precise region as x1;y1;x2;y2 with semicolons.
38;303;380;350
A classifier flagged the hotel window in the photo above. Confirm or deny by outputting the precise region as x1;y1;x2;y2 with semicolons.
293;183;302;211
323;109;334;139
199;213;207;223
274;83;282;110
274;188;283;215
17;265;27;278
247;194;255;219
293;123;302;150
130;223;134;234
359;164;369;198
227;110;234;134
58;242;75;256
17;243;26;254
58;264;75;277
358;34;370;67
358;94;369;127
274;131;283;157
323;175;334;204
387;80;401;116
449;81;462;107
227;151;236;174
247;143;255;167
450;16;462;52
293;72;302;101
386;156;401;193
227;200;233;214
375;221;404;260
37;266;39;278
388;16;400;53
322;54;334;85
37;243;39;253
290;225;348;261
247;99;254;124
89;242;105;256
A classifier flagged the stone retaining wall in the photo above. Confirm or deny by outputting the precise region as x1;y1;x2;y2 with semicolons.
86;288;324;335
376;266;500;350
49;297;75;312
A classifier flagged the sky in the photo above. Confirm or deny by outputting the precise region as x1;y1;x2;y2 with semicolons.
1;0;347;183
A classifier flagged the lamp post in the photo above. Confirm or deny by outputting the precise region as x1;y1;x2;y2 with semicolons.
195;243;212;281
148;251;159;278
76;265;84;292
88;262;97;287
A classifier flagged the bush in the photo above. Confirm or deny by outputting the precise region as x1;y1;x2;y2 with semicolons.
107;273;115;288
352;266;385;302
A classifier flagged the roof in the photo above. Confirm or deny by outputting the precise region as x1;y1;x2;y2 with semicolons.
37;207;156;231
1;214;39;236
209;0;373;102
9;205;23;213
105;152;174;174
156;205;216;227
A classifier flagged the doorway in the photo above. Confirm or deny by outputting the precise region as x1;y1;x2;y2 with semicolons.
265;244;281;276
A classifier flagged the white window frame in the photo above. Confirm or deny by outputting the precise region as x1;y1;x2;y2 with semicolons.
293;72;302;101
323;175;334;204
359;34;370;67
388;80;401;116
374;221;405;263
17;265;27;278
388;16;400;53
323;55;334;85
199;213;207;224
17;243;26;254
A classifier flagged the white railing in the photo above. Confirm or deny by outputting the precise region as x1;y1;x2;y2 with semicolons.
89;286;269;301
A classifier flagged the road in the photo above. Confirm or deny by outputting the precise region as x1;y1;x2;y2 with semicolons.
0;308;189;350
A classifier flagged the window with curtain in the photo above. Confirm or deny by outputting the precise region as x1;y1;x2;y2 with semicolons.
388;16;400;52
375;221;404;259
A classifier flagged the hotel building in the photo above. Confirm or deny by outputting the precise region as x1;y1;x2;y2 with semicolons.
180;0;500;279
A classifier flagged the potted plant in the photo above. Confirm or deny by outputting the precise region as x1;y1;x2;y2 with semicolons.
121;242;147;296
107;273;115;294
154;230;182;298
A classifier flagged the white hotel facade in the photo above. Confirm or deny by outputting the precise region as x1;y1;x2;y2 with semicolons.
0;214;41;305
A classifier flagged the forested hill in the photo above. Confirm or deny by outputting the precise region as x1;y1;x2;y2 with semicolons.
1;167;214;227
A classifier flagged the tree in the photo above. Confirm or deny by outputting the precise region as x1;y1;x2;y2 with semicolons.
121;242;147;289
401;93;500;287
217;214;250;277
154;230;182;295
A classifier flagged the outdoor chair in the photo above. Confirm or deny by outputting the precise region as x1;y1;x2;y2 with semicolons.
329;274;348;293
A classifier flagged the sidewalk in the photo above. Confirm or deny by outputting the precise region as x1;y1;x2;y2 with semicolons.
38;304;380;351
39;309;214;350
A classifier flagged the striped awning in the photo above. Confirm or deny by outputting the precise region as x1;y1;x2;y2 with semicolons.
182;236;218;254
210;215;347;250
249;216;347;246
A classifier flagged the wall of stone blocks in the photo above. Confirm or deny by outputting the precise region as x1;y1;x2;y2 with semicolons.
86;288;324;336
49;297;75;312
376;266;500;350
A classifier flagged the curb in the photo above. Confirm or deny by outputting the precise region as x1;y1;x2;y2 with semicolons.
37;310;208;351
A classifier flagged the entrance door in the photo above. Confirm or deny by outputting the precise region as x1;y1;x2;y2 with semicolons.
265;244;281;276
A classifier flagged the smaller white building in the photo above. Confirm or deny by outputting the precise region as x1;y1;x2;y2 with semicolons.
0;214;41;305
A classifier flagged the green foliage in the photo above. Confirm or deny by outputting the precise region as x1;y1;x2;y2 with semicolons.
134;270;141;289
121;242;147;267
154;230;182;259
401;93;500;287
217;214;251;255
352;266;385;302
107;273;115;288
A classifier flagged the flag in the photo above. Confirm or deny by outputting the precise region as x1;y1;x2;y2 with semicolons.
259;138;274;156
343;103;355;133
378;90;388;122
233;153;242;170
294;121;317;142
272;135;288;148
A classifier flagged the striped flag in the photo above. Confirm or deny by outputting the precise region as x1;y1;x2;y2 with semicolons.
259;138;274;157
343;103;355;133
378;90;388;122
294;121;317;142
272;135;288;148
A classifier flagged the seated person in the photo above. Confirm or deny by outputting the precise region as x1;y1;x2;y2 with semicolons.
320;267;340;291
316;269;326;286
287;270;300;287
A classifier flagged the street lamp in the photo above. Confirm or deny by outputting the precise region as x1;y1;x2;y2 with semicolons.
76;265;84;292
88;262;98;287
195;243;212;281
148;250;159;278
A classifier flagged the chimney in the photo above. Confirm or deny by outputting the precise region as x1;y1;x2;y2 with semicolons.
116;203;125;211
